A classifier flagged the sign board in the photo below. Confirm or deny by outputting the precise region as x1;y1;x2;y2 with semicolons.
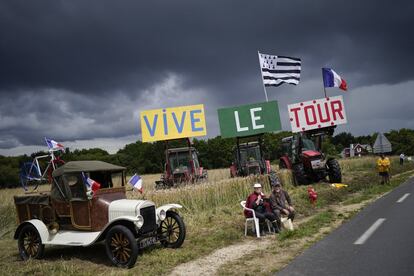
288;95;347;133
373;133;392;154
217;101;282;138
140;104;207;142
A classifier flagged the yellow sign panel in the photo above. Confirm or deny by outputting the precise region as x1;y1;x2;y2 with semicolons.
140;104;207;142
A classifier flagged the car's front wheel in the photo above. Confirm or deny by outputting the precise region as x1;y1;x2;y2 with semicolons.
18;224;45;260
159;211;186;248
105;225;138;268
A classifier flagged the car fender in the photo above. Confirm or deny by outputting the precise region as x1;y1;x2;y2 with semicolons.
92;215;142;243
156;204;182;224
14;219;49;242
103;215;140;231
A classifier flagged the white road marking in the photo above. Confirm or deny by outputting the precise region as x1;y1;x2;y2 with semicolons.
397;193;410;203
354;218;386;245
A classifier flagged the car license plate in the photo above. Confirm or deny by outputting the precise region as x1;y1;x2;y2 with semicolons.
139;236;157;248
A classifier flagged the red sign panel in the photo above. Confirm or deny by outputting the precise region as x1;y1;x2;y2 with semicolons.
288;95;347;133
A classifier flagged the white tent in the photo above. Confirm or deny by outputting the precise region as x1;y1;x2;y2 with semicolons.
373;133;392;154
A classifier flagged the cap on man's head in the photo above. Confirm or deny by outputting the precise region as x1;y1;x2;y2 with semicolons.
253;183;262;188
272;182;281;188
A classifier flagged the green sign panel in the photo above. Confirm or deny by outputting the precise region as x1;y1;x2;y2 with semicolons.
217;100;282;138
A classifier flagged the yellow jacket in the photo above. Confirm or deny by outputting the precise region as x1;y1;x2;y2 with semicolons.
377;157;390;172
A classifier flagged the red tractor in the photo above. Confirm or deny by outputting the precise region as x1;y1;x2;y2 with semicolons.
230;135;271;177
155;138;207;189
279;126;341;185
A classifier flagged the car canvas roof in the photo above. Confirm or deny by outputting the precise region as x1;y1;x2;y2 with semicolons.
52;161;125;177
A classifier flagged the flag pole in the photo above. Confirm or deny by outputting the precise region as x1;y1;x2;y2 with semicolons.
322;68;327;98
258;51;269;102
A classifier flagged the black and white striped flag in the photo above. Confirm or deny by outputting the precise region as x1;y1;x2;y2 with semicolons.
258;53;301;87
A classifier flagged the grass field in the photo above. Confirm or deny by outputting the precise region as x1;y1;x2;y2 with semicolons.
0;156;413;275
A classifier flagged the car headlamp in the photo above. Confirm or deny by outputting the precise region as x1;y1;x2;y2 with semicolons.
135;215;144;228
159;209;166;221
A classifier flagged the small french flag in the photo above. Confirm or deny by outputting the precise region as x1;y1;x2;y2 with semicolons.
45;137;65;151
82;172;101;194
128;173;143;193
322;68;347;91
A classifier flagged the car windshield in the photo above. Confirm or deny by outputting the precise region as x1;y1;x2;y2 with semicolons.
169;151;190;172
302;138;316;151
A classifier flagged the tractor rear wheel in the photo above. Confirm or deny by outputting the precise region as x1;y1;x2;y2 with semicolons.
292;163;308;186
327;159;342;183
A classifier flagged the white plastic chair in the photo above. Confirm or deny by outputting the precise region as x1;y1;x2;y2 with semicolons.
240;200;273;238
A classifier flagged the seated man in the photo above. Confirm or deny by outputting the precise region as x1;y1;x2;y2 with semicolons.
270;182;295;222
245;183;280;234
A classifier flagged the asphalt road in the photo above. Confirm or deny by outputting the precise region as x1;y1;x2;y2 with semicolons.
278;176;414;276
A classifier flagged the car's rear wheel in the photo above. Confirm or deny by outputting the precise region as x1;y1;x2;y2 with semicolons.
18;224;45;260
159;211;186;248
105;225;138;268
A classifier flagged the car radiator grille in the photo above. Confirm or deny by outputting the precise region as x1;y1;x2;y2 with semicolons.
140;206;157;234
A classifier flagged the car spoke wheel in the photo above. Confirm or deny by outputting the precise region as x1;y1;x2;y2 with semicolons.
159;211;186;248
105;225;138;268
18;224;45;260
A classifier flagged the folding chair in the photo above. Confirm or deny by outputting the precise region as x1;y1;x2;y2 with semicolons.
240;200;272;238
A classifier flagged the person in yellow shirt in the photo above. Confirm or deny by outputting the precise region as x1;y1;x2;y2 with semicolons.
377;154;391;184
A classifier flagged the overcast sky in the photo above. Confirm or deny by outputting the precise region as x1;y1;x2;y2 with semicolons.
1;0;413;156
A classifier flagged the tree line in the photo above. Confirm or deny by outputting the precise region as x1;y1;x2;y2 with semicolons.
1;128;413;188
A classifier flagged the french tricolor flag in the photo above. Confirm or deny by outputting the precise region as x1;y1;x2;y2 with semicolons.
82;172;101;194
45;137;65;151
128;173;143;193
322;68;347;91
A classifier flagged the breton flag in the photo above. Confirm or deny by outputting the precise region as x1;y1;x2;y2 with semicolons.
128;173;143;193
322;68;347;91
259;52;301;87
45;137;65;151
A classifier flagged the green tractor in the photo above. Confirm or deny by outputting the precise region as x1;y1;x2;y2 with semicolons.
279;126;341;185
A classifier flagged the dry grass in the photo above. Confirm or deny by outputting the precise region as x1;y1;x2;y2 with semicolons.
0;156;412;275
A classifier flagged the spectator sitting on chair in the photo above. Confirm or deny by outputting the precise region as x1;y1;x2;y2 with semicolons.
245;183;280;234
270;182;295;222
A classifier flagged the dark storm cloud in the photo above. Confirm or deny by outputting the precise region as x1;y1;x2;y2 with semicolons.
1;0;414;151
1;0;413;93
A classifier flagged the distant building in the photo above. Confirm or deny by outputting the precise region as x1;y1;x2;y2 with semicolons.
341;143;373;158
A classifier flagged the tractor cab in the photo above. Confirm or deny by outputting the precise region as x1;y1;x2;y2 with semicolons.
230;135;271;177
166;147;201;181
156;139;207;189
280;126;341;185
234;142;263;176
282;135;320;164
